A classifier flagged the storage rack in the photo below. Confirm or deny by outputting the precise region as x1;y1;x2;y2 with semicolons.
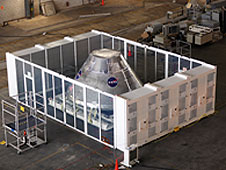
2;92;47;154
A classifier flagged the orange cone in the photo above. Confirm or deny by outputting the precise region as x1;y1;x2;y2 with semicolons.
101;0;104;6
115;159;119;170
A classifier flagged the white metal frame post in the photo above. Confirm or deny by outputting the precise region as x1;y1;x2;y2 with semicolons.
83;87;87;134
113;96;117;149
42;70;47;115
98;92;101;141
31;65;36;109
165;53;169;79
155;51;157;81
101;34;103;49
62;79;66;124
73;83;76;128
178;57;181;72
88;37;90;54
74;41;78;72
124;41;127;60
144;48;147;82
53;75;56;118
112;37;114;50
23;62;28;105
60;45;63;74
134;45;137;72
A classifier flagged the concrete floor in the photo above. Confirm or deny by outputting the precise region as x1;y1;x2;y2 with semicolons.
0;88;122;170
1;0;226;170
0;0;185;57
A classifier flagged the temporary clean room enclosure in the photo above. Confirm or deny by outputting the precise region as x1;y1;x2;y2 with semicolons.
6;30;217;166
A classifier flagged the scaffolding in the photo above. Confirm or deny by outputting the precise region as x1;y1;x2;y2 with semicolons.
2;92;47;154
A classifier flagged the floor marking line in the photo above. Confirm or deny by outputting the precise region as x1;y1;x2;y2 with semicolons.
76;142;114;163
20;141;79;170
0;140;6;145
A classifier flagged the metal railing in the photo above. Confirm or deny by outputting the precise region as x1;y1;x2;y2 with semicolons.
2;91;47;154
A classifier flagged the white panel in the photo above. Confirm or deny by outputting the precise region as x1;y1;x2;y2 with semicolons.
137;98;148;145
6;53;18;98
115;96;127;152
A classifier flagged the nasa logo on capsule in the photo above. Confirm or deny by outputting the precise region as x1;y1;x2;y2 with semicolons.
75;70;82;80
107;77;118;88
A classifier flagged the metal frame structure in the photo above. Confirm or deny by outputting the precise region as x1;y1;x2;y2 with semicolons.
6;30;217;166
2;91;47;154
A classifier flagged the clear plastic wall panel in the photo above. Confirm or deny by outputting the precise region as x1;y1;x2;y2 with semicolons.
74;84;84;132
47;47;61;72
34;67;44;112
100;94;114;145
90;35;101;52
45;73;54;117
31;51;46;67
168;55;178;77
77;39;88;70
113;38;124;54
20;54;31;61
157;52;165;81
65;81;74;127
136;47;145;82
146;49;156;83
26;77;34;107
102;35;112;49
25;63;32;76
192;61;201;68
180;58;190;71
15;59;25;102
54;76;64;122
127;44;135;69
62;43;75;78
86;88;99;139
